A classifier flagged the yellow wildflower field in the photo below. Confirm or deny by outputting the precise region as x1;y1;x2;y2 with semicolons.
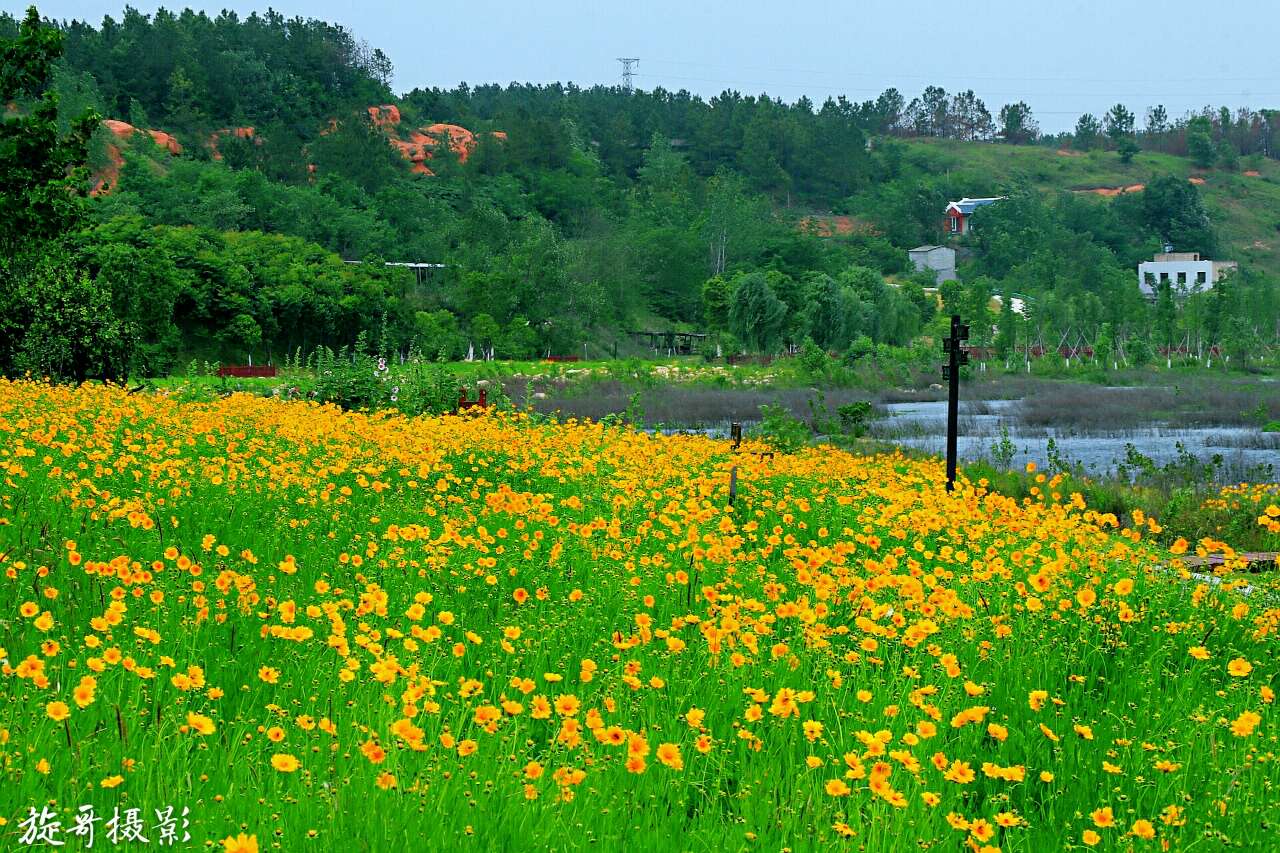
1;380;1277;851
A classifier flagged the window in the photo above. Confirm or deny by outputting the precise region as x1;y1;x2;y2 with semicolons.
1176;272;1186;285
949;216;959;233
1196;271;1207;285
1159;272;1169;283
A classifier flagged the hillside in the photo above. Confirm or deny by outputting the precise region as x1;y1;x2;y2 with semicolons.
894;139;1280;273
2;5;1277;382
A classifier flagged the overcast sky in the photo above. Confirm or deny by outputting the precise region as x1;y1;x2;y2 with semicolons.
21;0;1280;133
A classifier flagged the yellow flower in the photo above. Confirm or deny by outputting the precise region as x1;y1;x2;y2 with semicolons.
270;753;300;772
46;701;70;722
186;712;216;735
1091;807;1115;828
1230;710;1261;737
1082;829;1101;846
1227;658;1252;677
100;775;124;788
825;779;850;796
1130;819;1156;840
222;834;259;853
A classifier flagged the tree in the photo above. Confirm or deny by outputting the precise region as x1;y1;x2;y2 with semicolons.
1153;279;1177;364
1217;139;1239;171
701;275;734;332
728;272;787;353
0;7;98;255
950;90;993;141
1094;322;1115;369
0;7;141;381
998;102;1038;144
1104;104;1135;146
1105;104;1138;163
994;291;1016;362
804;274;861;350
468;313;500;360
1144;105;1169;135
1141;175;1217;257
0;247;134;381
1186;115;1216;169
1073;114;1101;151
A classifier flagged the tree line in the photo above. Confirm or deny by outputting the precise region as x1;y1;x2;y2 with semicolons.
1;6;1276;383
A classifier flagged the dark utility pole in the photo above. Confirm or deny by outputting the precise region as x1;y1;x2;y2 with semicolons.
942;314;970;492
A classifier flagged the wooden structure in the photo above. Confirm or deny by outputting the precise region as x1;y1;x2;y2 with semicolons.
629;330;708;356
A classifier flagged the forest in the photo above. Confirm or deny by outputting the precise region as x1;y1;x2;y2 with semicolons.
1;5;1278;379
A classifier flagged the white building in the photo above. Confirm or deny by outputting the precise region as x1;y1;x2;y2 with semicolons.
1137;252;1236;298
908;244;957;284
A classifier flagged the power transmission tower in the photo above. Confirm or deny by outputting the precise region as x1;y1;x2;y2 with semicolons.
617;57;639;93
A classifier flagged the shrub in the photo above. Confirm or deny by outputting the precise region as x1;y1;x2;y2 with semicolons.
754;403;810;453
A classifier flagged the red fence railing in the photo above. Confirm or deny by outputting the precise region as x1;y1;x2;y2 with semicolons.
457;387;487;413
217;365;278;378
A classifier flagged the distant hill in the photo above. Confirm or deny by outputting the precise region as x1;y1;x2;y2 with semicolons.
889;139;1280;273
6;5;1274;373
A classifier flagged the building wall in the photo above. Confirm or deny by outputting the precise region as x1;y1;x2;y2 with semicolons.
909;247;957;285
1137;260;1216;296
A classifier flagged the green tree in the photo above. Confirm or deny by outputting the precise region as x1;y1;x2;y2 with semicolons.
469;313;500;359
0;247;133;381
1141;175;1216;257
804;273;862;350
997;102;1038;144
1073;113;1101;151
701;275;734;332
728;272;787;353
994;290;1016;361
0;7;98;255
1186;116;1216;168
1104;104;1137;162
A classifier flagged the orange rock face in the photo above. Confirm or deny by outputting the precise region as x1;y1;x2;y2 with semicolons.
103;118;136;139
368;104;401;129
207;126;258;161
797;215;879;237
146;129;182;155
92;119;182;194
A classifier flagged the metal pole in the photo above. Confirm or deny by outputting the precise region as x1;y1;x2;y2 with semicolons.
946;316;960;492
942;314;968;492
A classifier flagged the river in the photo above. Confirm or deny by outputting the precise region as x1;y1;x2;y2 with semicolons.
874;399;1279;482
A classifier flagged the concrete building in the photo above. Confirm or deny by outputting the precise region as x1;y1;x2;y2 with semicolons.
1137;252;1237;297
943;197;1004;236
908;244;957;284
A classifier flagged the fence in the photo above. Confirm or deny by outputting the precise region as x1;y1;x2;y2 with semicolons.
217;365;278;378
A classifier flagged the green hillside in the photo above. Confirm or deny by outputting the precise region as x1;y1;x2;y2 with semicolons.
1;5;1277;382
895;138;1280;272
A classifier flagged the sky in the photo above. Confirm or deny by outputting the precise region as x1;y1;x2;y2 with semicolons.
20;0;1280;133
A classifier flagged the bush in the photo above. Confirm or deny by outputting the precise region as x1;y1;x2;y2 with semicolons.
754;403;810;453
836;401;875;437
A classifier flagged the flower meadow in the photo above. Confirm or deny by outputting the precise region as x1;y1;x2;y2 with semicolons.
1;379;1278;852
